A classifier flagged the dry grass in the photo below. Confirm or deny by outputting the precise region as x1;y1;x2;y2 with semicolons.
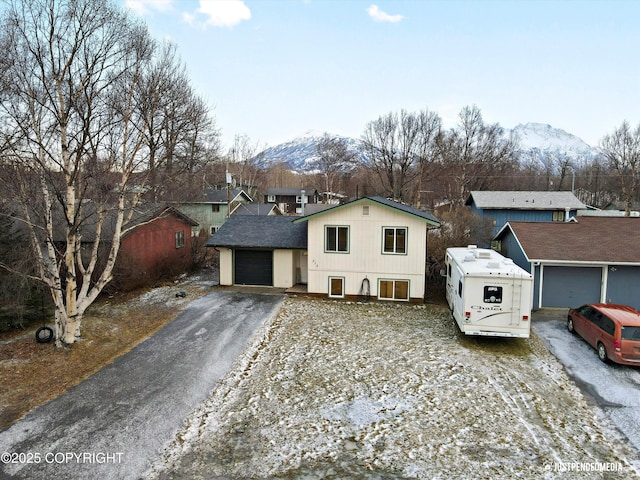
0;281;209;430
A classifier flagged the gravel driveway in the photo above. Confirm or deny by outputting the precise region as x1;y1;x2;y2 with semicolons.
149;298;640;479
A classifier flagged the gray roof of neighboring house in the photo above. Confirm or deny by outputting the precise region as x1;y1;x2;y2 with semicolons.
295;196;441;226
232;203;282;216
206;215;307;249
495;217;640;264
466;191;586;210
300;204;334;215
52;203;198;243
198;189;251;203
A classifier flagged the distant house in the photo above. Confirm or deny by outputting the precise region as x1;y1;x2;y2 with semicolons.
264;188;321;215
465;191;586;237
495;217;640;310
177;188;252;236
207;196;441;302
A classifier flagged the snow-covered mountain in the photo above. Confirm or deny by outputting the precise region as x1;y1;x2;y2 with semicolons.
252;131;365;172
252;123;601;172
508;123;600;169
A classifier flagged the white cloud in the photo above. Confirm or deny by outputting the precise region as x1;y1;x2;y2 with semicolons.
366;4;404;23
125;0;174;16
196;0;251;28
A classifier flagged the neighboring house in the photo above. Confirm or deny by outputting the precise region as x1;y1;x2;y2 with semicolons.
465;191;586;237
495;217;640;310
38;203;198;292
231;203;283;216
207;196;442;302
176;188;252;236
264;188;321;215
114;206;199;290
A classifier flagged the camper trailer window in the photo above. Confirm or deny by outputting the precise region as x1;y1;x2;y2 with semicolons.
484;286;503;303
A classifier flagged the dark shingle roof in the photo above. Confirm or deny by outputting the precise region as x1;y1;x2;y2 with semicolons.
497;217;640;263
294;196;441;226
206;215;307;249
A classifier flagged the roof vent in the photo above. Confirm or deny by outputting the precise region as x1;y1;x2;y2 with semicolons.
487;261;500;269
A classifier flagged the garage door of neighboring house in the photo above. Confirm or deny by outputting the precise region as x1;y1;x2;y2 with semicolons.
606;266;640;309
234;250;273;286
542;266;602;308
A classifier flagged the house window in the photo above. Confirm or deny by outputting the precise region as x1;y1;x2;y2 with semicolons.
552;210;565;222
267;194;276;203
175;231;185;248
362;205;370;216
211;204;220;212
210;226;219;235
329;277;345;298
325;226;349;253
383;227;407;254
378;279;409;301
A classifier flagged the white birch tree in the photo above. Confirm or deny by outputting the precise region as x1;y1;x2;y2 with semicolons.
0;0;156;346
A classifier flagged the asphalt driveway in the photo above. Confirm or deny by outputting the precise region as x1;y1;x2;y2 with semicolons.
533;309;640;455
0;290;283;480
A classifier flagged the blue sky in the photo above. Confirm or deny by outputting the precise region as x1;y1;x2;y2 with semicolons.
125;0;640;150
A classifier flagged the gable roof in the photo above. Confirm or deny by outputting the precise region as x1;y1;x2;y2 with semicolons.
196;188;252;204
293;196;441;227
466;191;585;210
496;217;640;264
231;203;282;216
206;215;307;249
51;203;198;243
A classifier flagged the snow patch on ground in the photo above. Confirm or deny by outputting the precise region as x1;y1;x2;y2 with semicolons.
149;298;640;479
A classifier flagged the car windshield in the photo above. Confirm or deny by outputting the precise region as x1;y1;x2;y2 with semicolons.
621;326;640;341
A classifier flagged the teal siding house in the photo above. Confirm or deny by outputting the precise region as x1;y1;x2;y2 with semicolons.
177;189;252;236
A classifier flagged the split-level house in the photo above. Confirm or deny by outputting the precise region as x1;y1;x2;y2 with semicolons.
207;196;441;302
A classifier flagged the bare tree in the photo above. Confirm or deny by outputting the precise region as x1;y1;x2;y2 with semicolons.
434;106;519;202
0;0;159;346
136;42;220;201
312;133;357;197
600;121;640;216
361;109;441;202
225;134;265;198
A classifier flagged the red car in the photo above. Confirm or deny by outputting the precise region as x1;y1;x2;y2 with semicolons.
567;303;640;365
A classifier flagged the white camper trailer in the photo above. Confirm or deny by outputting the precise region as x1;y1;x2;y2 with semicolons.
445;245;533;338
